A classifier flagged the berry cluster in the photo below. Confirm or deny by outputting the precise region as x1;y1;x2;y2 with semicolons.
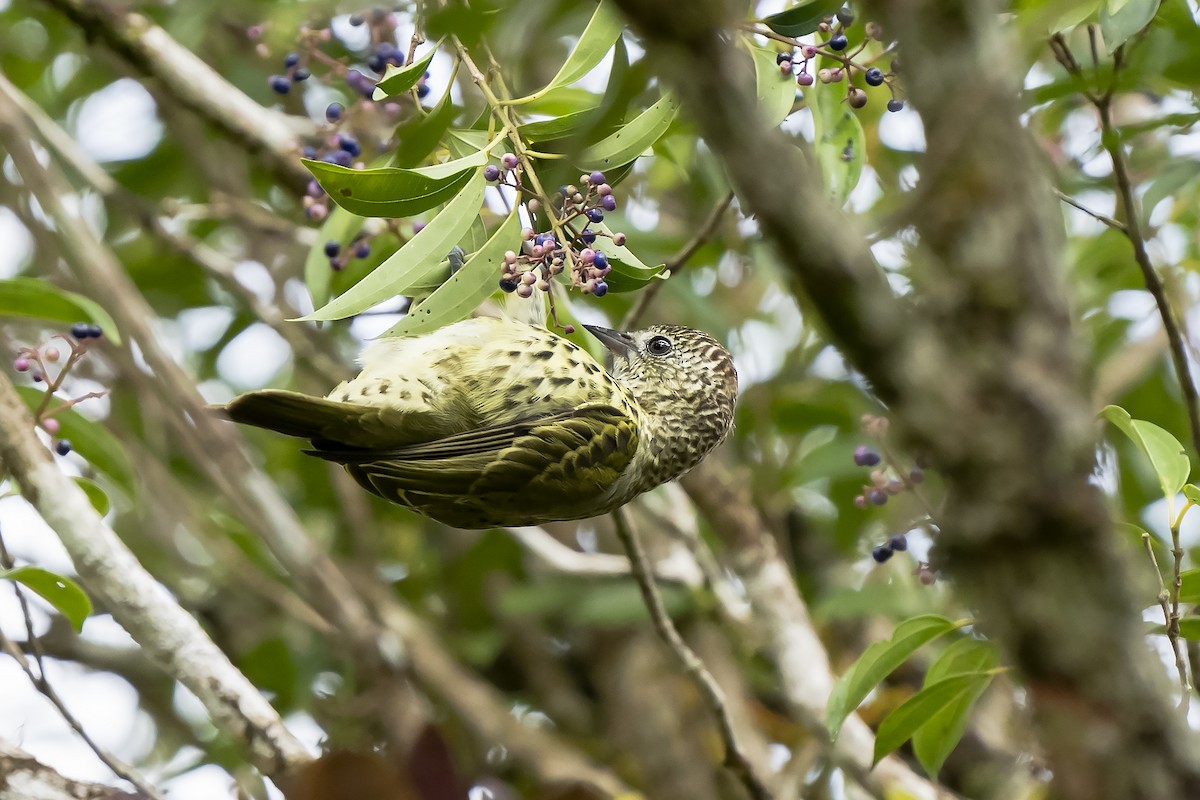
266;51;311;95
851;415;923;509
322;238;373;272
773;5;904;112
486;163;628;302
13;323;109;458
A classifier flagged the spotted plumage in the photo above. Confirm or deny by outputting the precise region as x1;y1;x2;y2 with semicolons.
217;316;737;528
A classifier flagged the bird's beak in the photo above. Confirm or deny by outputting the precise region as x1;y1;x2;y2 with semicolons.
584;325;636;358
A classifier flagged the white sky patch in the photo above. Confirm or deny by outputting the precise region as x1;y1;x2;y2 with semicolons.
177;306;236;352
50;53;84;92
232;261;278;306
1063;189;1117;236
878;106;925;152
0;208;34;277
72;79;163;164
216;323;291;388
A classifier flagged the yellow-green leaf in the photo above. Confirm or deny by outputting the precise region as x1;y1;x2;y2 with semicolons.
580;94;680;171
303;160;474;218
373;46;439;100
509;1;623;105
748;41;797;126
0;278;120;344
1102;405;1190;501
2;566;92;632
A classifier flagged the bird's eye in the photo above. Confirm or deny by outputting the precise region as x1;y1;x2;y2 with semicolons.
647;336;672;356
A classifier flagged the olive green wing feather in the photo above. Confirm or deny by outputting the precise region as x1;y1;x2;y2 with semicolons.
309;403;639;502
215;389;463;449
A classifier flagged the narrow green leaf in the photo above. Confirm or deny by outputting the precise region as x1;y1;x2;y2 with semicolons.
761;0;842;36
303;160;474;218
510;1;623;105
373;46;439;100
826;614;965;740
0;277;120;344
381;208;521;336
748;41;797;126
16;387;136;497
394;78;459;168
410;150;490;179
75;477;112;516
1180;569;1200;603
1099;0;1162;49
912;639;999;776
2;566;92;632
1102;405;1190;501
580;94;680;171
874;673;994;766
518;109;598;143
299;170;486;321
808;73;866;206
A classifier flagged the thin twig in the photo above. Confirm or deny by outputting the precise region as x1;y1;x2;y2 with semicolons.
611;507;773;800
622;191;735;329
0;535;166;800
1142;529;1189;705
1053;188;1125;232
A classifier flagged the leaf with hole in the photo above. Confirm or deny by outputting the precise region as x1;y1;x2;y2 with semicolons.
0;278;120;344
299;170;486;321
827;614;966;740
2;566;92;632
579;94;680;171
808;70;865;206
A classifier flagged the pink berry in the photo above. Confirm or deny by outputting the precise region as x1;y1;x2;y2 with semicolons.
42;418;60;435
563;324;575;335
43;347;60;363
13;357;29;372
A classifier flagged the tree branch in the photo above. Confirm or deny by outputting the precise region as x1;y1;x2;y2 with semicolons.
0;740;140;800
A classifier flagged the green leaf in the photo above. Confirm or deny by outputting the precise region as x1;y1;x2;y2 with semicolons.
1099;0;1162;49
1141;160;1200;223
1102;405;1190;501
761;0;843;37
16;387;136;497
74;477;111;516
381;208;521;336
874;672;995;766
303;160;474;219
394;78;459;168
912;639;999;776
0;277;120;344
580;94;680;171
518;109;598;143
373;46;439;100
1181;569;1200;603
299;170;486;321
304;204;367;309
1185;484;1200;506
1177;617;1200;640
410;150;490;179
748;41;797;126
808;72;866;206
589;222;665;292
2;565;92;632
826;614;965;740
509;1;623;105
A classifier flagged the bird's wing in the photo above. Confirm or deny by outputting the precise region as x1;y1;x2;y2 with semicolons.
308;403;639;499
215;389;464;449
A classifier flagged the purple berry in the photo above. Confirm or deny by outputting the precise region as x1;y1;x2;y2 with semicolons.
306;180;324;198
589;171;606;185
328;149;353;167
338;134;361;157
484;165;501;182
13;357;29;372
293;67;310;82
581;230;597;244
889;534;908;552
586;208;604;223
86;324;102;339
592;252;608;270
302;145;318;159
367;55;386;73
597;183;613;197
869;489;888;506
500;153;519;170
592;281;608;298
798;72;815;87
853;445;881;467
324;241;340;258
601;195;617;212
887;99;904;112
864;67;884;87
268;75;291;95
354;242;371;259
417;84;431;99
306;204;328;222
909;468;925;483
325;103;344;122
872;545;893;563
829;33;848;51
284;52;300;69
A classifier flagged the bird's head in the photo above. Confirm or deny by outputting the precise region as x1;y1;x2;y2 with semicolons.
584;323;738;444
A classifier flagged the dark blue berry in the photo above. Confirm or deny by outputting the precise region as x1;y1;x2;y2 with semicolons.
354;242;371;259
829;34;848;51
592;252;608;270
872;544;893;563
887;99;904;112
324;241;340;258
302;145;318;159
349;14;364;26
592;281;609;298
376;42;396;58
417;84;431;99
889;534;908;552
864;68;884;86
87;324;103;339
499;278;519;293
776;51;794;64
268;75;291;95
325;103;344;122
581;230;597;244
70;322;91;340
329;149;354;167
586;208;604;223
292;67;310;82
55;440;72;456
853;445;881;467
367;55;386;74
284;53;300;69
338;134;361;157
484;165;501;182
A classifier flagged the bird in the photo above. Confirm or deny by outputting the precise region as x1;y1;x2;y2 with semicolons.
216;316;738;529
